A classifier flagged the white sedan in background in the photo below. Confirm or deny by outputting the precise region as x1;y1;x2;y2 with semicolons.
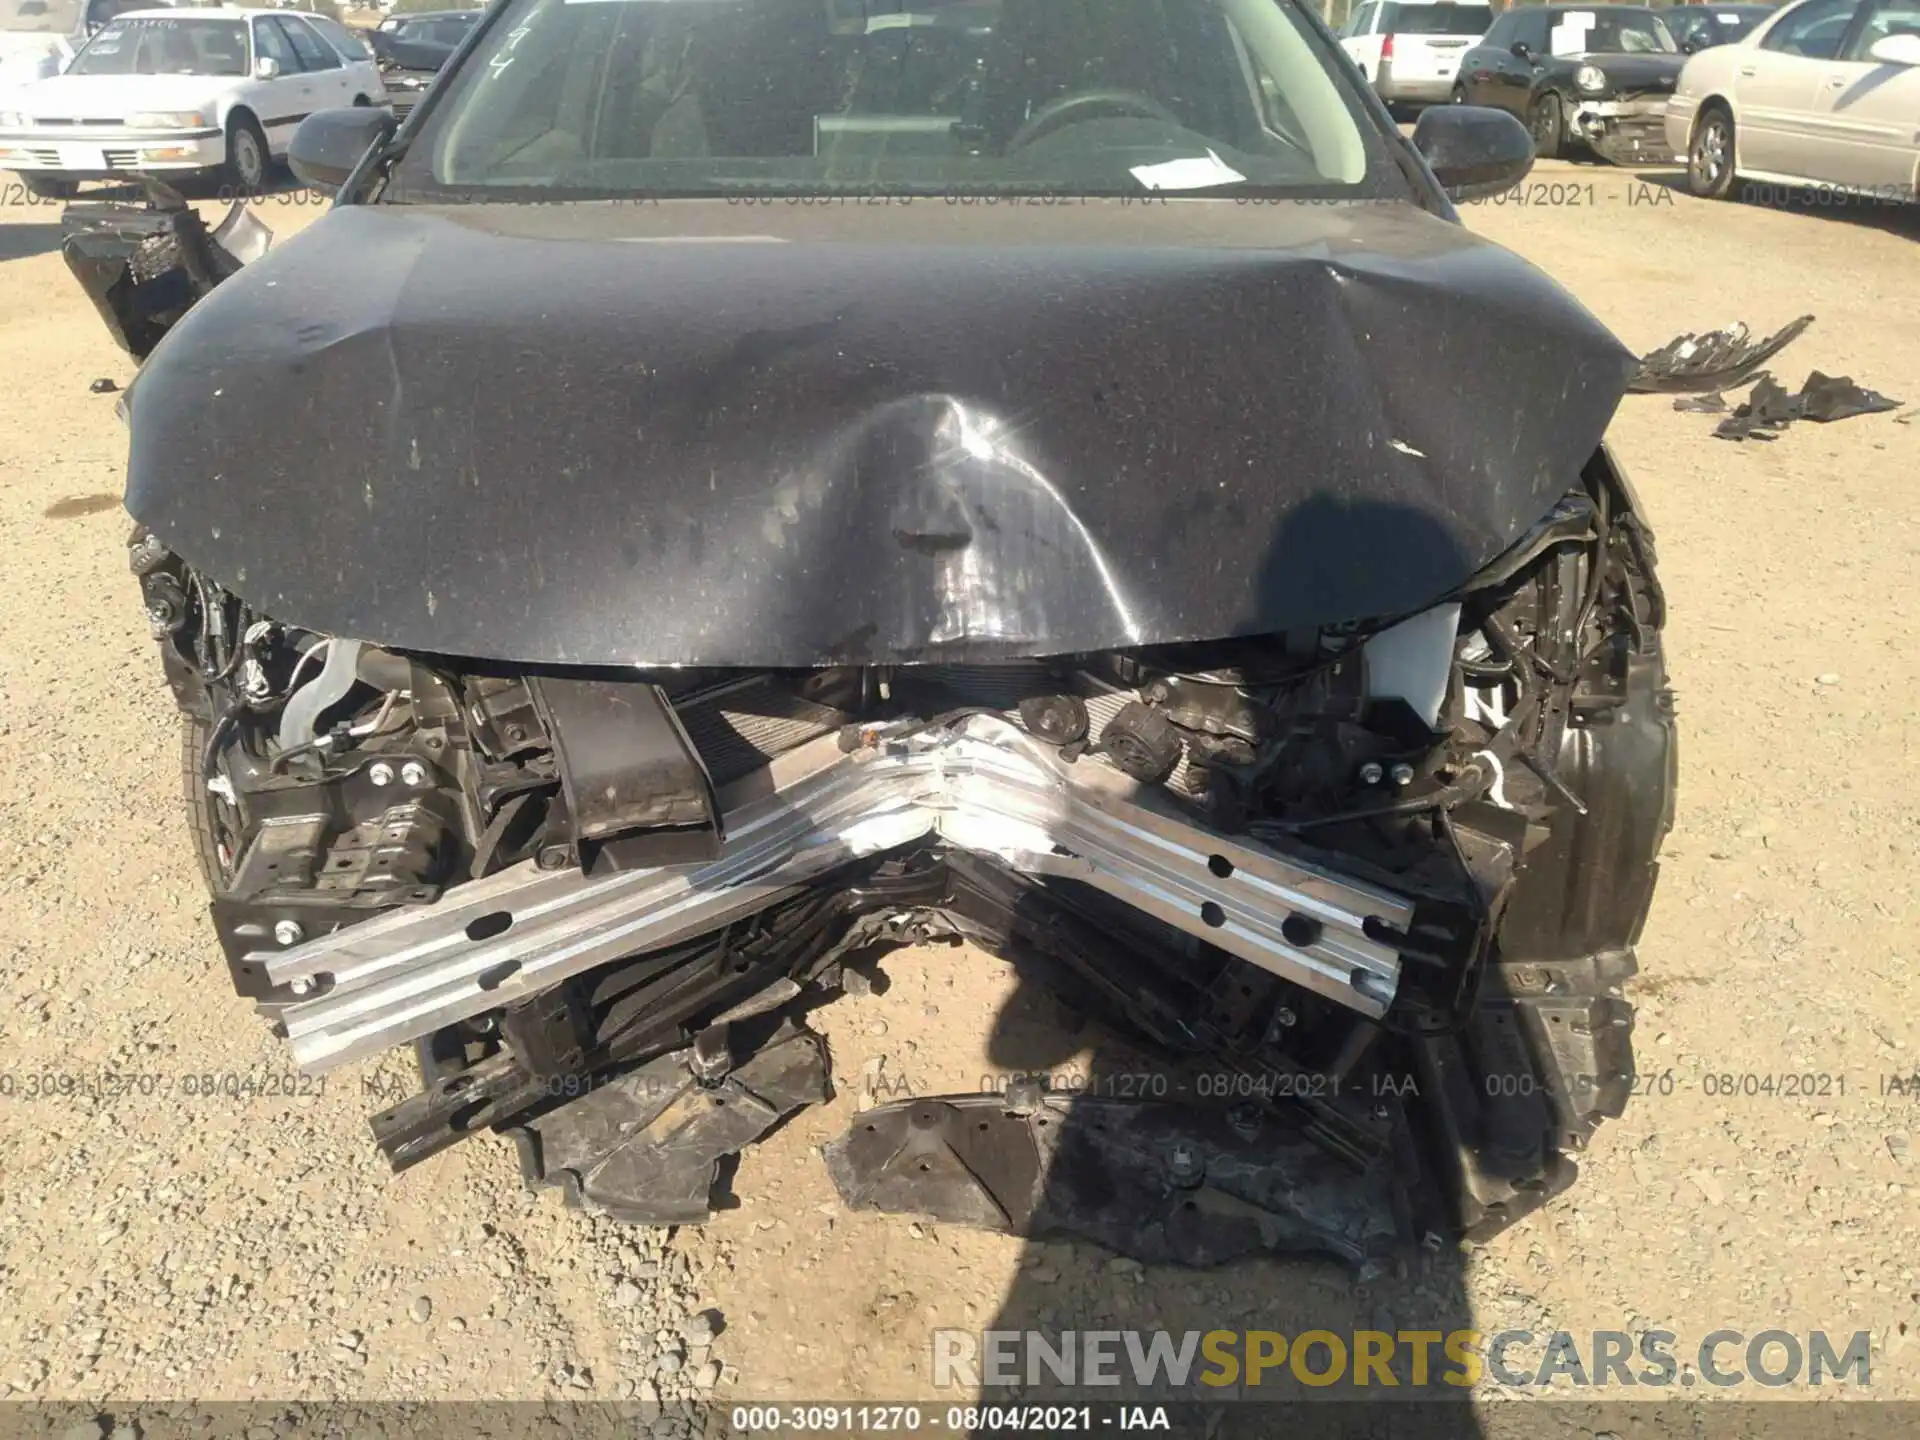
1667;0;1920;200
0;6;384;196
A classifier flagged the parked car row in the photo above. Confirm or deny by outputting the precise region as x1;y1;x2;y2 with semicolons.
0;6;386;194
0;1;481;192
1669;0;1920;201
1336;0;1918;204
0;0;188;91
1336;0;1771;115
1339;1;1494;107
366;6;475;119
1453;4;1689;163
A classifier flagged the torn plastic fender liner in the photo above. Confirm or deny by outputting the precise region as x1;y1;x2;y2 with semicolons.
61;180;272;360
1628;315;1815;395
513;1021;829;1225
124;199;1635;666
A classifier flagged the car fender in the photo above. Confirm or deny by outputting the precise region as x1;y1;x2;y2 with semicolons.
217;80;274;149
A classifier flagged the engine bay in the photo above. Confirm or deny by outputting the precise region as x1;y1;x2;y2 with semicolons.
131;450;1673;1265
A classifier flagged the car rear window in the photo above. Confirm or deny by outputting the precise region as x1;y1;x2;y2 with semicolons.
1379;3;1489;35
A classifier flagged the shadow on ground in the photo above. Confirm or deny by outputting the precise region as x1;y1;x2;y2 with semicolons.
0;224;65;262
1630;169;1920;241
910;498;1501;1438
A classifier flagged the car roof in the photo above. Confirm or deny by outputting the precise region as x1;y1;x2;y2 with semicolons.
109;6;279;16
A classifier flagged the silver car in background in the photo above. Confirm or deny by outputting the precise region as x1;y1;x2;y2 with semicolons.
1668;0;1920;200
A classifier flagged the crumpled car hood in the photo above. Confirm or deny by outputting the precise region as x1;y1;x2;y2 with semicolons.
126;199;1634;666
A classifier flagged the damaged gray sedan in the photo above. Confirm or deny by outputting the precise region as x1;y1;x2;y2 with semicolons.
80;0;1675;1269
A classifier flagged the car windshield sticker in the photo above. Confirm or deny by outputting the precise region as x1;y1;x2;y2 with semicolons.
1550;12;1594;53
1130;149;1246;190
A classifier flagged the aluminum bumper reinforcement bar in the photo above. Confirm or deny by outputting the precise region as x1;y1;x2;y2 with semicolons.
265;715;1415;1073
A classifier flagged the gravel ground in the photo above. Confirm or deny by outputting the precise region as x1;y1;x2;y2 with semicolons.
1;165;1916;1413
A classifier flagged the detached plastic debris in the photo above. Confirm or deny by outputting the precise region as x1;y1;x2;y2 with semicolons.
1713;370;1903;442
1628;314;1815;394
1672;392;1727;414
1800;371;1901;423
89;377;119;394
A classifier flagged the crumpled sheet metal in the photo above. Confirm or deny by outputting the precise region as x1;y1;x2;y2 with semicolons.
1628;314;1814;395
1712;370;1903;442
123;200;1634;666
823;1090;1403;1267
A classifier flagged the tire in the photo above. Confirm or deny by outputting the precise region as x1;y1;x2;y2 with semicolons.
1687;103;1740;200
180;714;233;894
20;174;78;199
1527;92;1564;160
221;112;270;194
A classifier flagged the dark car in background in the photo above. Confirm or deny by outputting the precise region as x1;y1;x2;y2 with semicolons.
368;7;478;117
1455;3;1684;161
66;0;1676;1267
369;6;479;63
1665;3;1775;52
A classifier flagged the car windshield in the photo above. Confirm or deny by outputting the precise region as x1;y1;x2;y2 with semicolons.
68;14;248;72
0;0;81;33
1547;8;1676;54
395;0;1378;201
1381;4;1487;35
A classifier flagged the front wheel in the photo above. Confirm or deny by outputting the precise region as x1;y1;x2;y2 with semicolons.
181;714;239;894
1687;105;1740;200
1527;92;1564;159
222;113;270;194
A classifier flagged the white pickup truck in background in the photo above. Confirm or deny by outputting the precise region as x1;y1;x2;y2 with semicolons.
1340;0;1493;109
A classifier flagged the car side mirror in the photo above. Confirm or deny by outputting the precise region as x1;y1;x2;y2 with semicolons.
289;105;396;193
1680;38;1698;53
1412;103;1535;201
1867;31;1920;64
253;56;280;80
1509;40;1531;58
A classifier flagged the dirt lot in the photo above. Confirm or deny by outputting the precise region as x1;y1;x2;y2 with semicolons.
1;160;1917;1421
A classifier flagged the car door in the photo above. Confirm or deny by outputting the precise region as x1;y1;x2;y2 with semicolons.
1486;8;1550;116
304;12;386;101
1343;4;1383;80
247;16;307;153
1458;11;1514;104
1735;0;1863;176
1808;0;1920;188
279;14;358;109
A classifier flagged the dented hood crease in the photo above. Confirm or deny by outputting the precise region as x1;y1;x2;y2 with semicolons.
125;200;1634;665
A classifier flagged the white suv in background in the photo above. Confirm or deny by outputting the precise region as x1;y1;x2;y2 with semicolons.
1340;0;1493;108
